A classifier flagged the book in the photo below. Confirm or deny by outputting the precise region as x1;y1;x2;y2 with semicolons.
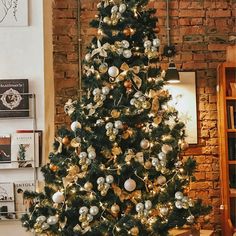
0;182;15;220
14;181;35;219
230;106;235;129
11;132;39;168
0;134;11;167
0;79;29;117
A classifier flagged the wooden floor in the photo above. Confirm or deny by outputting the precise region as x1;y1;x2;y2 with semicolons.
169;228;214;236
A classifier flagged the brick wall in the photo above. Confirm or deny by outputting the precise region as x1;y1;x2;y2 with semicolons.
53;0;236;232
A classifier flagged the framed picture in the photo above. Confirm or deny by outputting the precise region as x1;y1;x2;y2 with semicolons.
0;0;28;27
165;71;198;144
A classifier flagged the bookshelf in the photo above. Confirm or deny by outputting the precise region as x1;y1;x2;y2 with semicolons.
217;62;236;236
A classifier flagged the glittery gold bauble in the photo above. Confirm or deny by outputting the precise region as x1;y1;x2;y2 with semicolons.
112;18;118;25
62;136;70;145
50;164;58;172
84;182;93;191
81;221;90;228
98;184;104;191
103;16;111;24
81;164;88;172
109;135;116;142
99;63;108;73
79;214;87;222
111;203;120;214
142;101;151;109
144;160;152;169
111;109;120;118
112;146;122;155
101;190;107;196
130;226;139;236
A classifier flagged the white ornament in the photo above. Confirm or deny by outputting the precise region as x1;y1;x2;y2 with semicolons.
144;40;152;48
145;200;152;210
140;139;150;149
123;49;132;58
113;128;119;135
103;183;110;191
79;206;89;215
36;215;46;223
93;88;101;96
41;222;50;230
119;3;127;13
111;5;118;13
158;152;166;161
102;86;110;95
71;121;81;132
130;98;136;105
108;66;119;77
175;200;183;209
85;53;91;61
175;191;184;200
152;158;159;167
153;38;160;47
187;215;195;223
161;144;173;154
136;203;144;212
134;91;143;98
90;206;99;216
105;122;113;129
124;178;136;192
121;40;130;48
47;216;58;225
87;214;93;222
88;151;96;160
97;177;105;185
106;175;114;184
114;120;123;129
52;191;64;203
79;152;87;159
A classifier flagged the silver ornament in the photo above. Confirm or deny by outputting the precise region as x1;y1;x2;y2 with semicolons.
105;122;113;129
175;191;184;200
123;49;132;58
79;152;87;159
88;151;96;160
121;40;130;48
130;98;136;105
103;183;110;191
153;38;160;47
86;158;92;165
119;3;127;13
152;158;159;167
134;91;142;98
102;86;110;95
145;200;152;210
175;200;183;209
116;48;124;55
157;175;167;185
187;215;195;223
136;203;144;212
140;139;150;149
47;216;58;225
158;152;166;161
106;175;114;184
85;53;91;61
87;214;93;222
144;40;152;48
112;128;119;135
108;66;119;77
90;206;99;216
96;119;104;126
97;177;105;185
36;215;46;224
182;196;189;202
114;120;123;129
124;178;136;192
41;222;50;230
93;88;101;96
79;206;89;215
111;5;118;13
116;12;122;19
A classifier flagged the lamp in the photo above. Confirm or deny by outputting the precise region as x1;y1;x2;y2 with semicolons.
164;0;180;83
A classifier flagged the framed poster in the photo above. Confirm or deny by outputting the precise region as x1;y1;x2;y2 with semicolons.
165;71;198;144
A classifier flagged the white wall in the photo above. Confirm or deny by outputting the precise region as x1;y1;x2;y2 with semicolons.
0;0;44;235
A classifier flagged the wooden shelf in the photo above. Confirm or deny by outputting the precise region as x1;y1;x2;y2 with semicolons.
227;97;236;100
229;161;236;165
230;189;236;197
228;129;236;133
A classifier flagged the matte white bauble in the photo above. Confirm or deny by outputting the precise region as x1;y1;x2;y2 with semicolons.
36;215;46;223
47;216;58;225
114;120;123;129
111;5;118;13
158;152;166;161
71;121;81;132
175;200;183;209
106;175;114;184
79;206;89;215
151;158;159;167
85;53;91;62
117;48;124;55
108;66;119;77
130;98;136;105
135;203;144;212
123;49;132;58
121;40;130;48
175;191;184;200
113;128;119;135
153;38;160;47
88;151;96;160
41;222;50;230
144;40;152;48
105;122;113;129
93;88;101;96
79;152;87;159
161;144;173;154
97;177;105;185
102;86;110;95
119;3;127;13
156;175;167;185
187;215;195;223
140;139;150;149
90;206;99;216
124;178;136;192
52;191;64;203
145;200;152;210
134;91;142;98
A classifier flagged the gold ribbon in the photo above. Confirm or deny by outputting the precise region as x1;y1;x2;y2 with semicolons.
73;224;91;234
64;99;76;116
83;65;96;76
91;40;110;58
112;184;142;204
54;137;63;154
125;149;144;164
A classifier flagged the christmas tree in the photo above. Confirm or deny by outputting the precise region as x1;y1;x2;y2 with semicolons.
22;0;210;235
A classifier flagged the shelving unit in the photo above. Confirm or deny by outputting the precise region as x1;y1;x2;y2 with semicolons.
0;93;39;223
217;62;236;236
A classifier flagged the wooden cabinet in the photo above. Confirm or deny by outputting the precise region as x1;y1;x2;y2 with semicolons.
217;62;236;235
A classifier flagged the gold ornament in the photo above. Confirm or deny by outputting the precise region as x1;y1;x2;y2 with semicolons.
62;136;70;146
123;27;135;36
50;164;59;172
112;146;122;156
79;215;87;223
122;131;130;139
111;109;120;118
153;116;162;125
144;160;152;169
101;190;107;196
142;101;151;109
81;221;90;228
130;226;139;236
109;135;116;142
124;80;132;88
111;203;120;214
84;182;93;191
99;63;108;73
81;164;88;172
180;140;189;151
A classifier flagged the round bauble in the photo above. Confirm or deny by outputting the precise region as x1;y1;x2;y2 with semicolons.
41;222;50;230
130;226;139;236
103;16;111;24
81;221;90;228
88;150;96;160
62;136;70;146
152;158;159;167
112;128;118;135
144;160;152;169
109;135;116;142
87;214;93;222
123;49;132;58
99;63;108;73
144;40;152;48
161;144;173;154
36;215;47;224
158;152;166;161
101;190;108;196
112;18;119;26
145;200;152;210
79;152;87;159
103;183;110;191
85;53;91;62
175;200;183;209
119;3;127;13
180;140;189;151
90;206;99;216
135;202;144;212
111;5;118;13
102;86;110;95
188;198;194;207
182;202;189;209
49;164;58;172
105;122;113;130
52;191;64;203
79;206;89;215
124;80;132;88
106;175;114;184
175;191;184;200
124;178;136;192
47;216;58;225
156;175;167;185
159;206;169;216
108;66;119;77
111;203;120;214
187;215;195;223
71;121;81;132
121;40;130;48
140;139;150;149
111;109;120;118
142;101;151;109
79;214;87;222
114;120;123;129
153;38;160;47
92;88;101;96
97;177;105;185
84;182;93;191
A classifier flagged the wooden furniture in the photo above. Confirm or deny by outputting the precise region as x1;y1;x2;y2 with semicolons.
218;62;236;235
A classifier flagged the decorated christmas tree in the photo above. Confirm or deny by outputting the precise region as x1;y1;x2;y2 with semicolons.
22;0;210;235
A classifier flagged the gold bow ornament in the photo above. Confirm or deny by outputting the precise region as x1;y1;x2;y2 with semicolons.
91;40;110;58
